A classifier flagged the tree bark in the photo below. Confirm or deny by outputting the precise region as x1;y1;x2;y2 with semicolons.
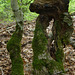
53;13;73;62
7;0;24;75
29;0;73;74
29;0;69;15
32;15;66;75
29;0;74;74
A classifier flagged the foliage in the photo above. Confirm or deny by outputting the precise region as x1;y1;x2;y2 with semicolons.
19;0;38;21
68;0;75;14
0;0;38;22
0;0;13;20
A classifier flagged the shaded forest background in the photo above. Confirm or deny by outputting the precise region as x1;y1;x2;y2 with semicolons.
0;0;38;23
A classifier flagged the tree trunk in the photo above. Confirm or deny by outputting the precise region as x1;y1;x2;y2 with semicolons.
53;13;73;62
7;0;24;75
30;0;73;74
32;15;66;75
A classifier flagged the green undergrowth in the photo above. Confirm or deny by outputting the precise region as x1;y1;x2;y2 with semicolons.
24;10;38;21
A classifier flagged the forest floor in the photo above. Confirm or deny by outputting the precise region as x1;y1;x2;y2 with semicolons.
0;19;75;75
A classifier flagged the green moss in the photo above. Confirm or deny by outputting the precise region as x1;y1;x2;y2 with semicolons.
54;21;64;63
48;60;64;75
32;16;64;75
7;31;22;52
11;55;24;75
62;13;73;45
54;14;73;63
32;13;73;74
63;27;73;45
55;48;64;63
55;37;64;63
32;17;48;70
7;30;24;75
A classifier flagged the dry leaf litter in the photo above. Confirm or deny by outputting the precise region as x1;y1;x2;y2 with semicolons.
0;18;75;75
